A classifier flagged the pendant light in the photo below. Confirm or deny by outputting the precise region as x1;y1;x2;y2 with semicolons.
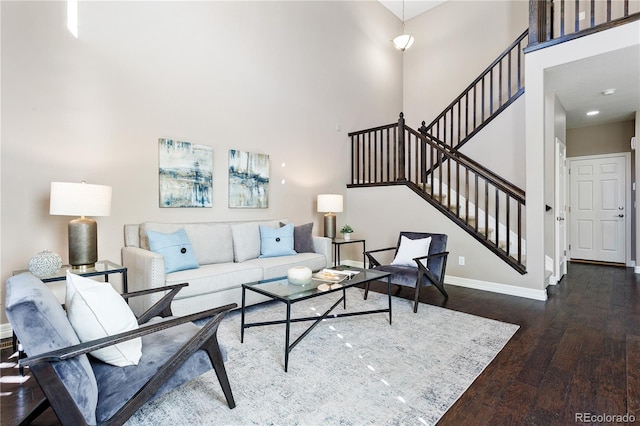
392;0;414;51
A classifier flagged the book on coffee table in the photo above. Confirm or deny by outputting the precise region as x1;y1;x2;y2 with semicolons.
312;268;360;283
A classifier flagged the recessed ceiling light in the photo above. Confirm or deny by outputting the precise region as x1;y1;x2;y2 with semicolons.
602;88;616;95
586;110;600;116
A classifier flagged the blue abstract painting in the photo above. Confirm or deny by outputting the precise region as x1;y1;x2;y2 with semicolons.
228;150;269;208
159;139;213;208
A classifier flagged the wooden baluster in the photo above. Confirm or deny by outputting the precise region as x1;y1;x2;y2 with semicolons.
607;0;611;22
506;196;511;257
507;52;512;99
575;0;580;32
495;187;500;246
475;174;479;233
560;0;565;36
397;113;405;181
591;0;595;28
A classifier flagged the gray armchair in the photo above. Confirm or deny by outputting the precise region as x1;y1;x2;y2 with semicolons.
5;273;236;425
364;231;449;312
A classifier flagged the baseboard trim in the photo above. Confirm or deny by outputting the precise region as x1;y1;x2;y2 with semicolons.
341;260;548;301
1;322;14;341
445;275;548;301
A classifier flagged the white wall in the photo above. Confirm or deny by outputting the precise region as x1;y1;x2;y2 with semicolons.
0;1;403;327
637;110;640;272
348;185;546;299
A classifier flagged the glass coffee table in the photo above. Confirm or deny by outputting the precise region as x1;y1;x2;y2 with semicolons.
241;267;392;372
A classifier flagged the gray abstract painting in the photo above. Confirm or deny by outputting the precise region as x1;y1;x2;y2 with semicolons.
228;150;269;208
159;139;213;208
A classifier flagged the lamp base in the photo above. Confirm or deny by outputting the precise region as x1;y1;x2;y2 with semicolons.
324;213;336;239
68;217;98;268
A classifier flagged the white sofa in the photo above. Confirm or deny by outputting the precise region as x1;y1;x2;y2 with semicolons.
122;219;331;316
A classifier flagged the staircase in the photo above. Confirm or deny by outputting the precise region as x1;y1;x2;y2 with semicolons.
347;29;530;274
347;3;640;275
418;30;528;153
348;113;526;274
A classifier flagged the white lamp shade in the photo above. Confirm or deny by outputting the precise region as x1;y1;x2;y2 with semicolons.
317;194;343;213
50;182;112;217
393;34;415;51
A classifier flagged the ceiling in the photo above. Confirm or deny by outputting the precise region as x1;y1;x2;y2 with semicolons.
378;0;446;21
378;1;639;129
545;45;640;129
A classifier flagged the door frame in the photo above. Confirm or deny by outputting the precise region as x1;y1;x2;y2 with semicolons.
567;152;632;266
553;137;567;284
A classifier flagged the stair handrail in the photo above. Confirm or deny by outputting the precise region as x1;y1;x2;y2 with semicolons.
419;131;525;201
419;29;528;149
348;113;526;273
407;127;525;204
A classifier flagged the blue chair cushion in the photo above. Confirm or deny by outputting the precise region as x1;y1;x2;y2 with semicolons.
5;273;99;425
91;318;218;423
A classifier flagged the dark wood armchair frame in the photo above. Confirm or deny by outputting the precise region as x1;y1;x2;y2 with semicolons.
365;247;449;313
18;283;236;426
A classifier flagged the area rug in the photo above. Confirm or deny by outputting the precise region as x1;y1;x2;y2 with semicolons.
126;290;519;425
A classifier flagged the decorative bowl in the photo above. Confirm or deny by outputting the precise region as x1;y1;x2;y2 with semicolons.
287;266;312;285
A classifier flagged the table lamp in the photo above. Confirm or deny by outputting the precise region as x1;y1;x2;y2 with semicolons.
317;194;343;239
50;181;112;269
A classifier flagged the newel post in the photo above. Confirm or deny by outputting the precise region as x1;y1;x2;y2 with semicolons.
397;112;406;181
529;0;552;45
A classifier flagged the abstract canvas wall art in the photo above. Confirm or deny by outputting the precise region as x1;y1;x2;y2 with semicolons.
159;139;213;208
228;150;269;208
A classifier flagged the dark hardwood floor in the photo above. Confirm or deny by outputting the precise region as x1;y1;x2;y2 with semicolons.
1;262;638;425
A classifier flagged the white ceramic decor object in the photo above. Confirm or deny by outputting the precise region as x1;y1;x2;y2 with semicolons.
287;266;312;285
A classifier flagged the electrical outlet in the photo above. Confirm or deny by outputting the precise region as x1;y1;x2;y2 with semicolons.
579;11;586;20
458;256;465;266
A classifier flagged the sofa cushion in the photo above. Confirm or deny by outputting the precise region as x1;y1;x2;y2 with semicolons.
5;273;98;425
281;222;315;253
259;223;296;258
66;272;142;367
245;252;327;280
147;228;200;273
230;221;280;262
141;222;234;265
165;263;264;299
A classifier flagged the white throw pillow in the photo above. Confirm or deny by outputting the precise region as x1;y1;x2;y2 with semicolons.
391;236;432;268
65;271;142;367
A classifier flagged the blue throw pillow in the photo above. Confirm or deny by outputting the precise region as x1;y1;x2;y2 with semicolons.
259;223;296;258
147;228;199;273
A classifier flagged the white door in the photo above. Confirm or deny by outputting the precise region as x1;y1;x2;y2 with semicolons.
554;138;567;280
569;155;626;263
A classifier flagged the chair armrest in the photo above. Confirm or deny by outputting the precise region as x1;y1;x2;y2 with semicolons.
413;251;449;274
364;247;396;268
122;282;189;324
21;303;237;367
121;246;167;316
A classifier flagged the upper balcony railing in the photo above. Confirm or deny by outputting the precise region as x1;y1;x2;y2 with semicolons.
527;0;640;51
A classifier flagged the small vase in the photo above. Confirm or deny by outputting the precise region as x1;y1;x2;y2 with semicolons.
343;233;351;241
28;250;62;278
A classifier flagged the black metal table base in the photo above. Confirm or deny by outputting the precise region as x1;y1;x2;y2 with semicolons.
241;277;392;372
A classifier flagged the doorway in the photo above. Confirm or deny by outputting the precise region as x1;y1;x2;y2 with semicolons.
568;153;631;264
